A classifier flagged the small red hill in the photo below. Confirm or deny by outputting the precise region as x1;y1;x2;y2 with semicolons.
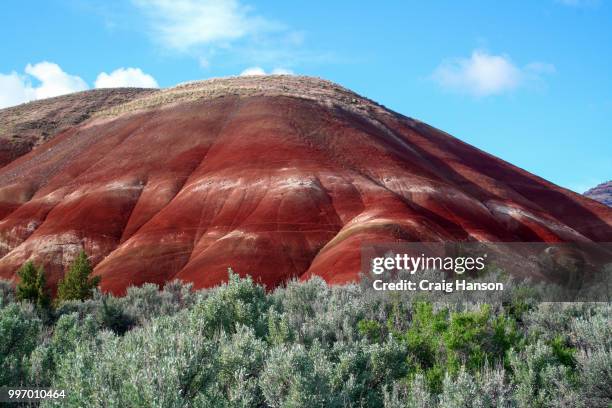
585;181;612;207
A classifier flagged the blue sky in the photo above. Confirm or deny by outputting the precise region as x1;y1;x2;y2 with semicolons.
1;0;610;193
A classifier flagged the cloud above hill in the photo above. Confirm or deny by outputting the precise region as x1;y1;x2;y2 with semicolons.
24;62;89;100
131;0;280;51
431;50;555;97
0;62;87;108
0;62;158;109
239;66;294;76
95;68;159;88
130;0;320;70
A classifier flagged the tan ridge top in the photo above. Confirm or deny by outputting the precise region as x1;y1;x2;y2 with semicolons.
95;75;400;120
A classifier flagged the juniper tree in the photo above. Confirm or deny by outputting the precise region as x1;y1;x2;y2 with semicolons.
15;260;50;310
56;251;100;304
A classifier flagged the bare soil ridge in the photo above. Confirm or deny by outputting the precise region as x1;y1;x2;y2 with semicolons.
0;88;157;168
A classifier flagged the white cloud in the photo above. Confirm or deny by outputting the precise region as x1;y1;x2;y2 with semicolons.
240;66;294;76
431;50;555;97
131;0;319;70
0;62;88;109
94;67;159;88
240;66;266;76
1;62;158;109
432;51;520;96
24;62;89;100
0;72;35;109
132;0;279;51
271;68;294;75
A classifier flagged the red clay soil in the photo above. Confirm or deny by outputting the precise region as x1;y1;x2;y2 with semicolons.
0;76;610;295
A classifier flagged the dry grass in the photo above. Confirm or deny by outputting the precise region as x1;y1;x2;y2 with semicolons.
95;75;394;121
0;76;414;168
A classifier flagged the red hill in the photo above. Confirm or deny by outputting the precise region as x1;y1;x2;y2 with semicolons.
0;76;610;294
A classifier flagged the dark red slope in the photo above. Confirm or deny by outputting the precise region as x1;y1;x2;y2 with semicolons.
0;76;610;294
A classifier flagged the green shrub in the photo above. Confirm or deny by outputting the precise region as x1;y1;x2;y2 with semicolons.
0;279;15;307
438;367;515;408
509;340;577;408
402;302;448;392
96;297;135;335
576;348;612;407
260;342;338;407
49;312;216;407
29;313;99;386
201;325;267;406
358;319;383;342
0;274;605;407
0;303;41;386
382;375;434;408
54;281;199;334
399;302;522;393
192;270;269;337
571;312;611;350
266;308;294;345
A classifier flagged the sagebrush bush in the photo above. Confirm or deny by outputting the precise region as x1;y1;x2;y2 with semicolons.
0;302;41;386
0;279;15;307
576;348;612;408
28;312;99;386
508;340;579;408
192;271;270;337
0;271;608;407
